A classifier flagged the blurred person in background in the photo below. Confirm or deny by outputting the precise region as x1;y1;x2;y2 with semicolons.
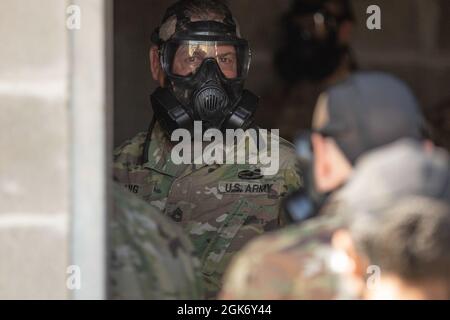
108;184;204;300
331;140;450;300
256;0;357;142
220;72;428;300
286;71;426;225
113;0;301;298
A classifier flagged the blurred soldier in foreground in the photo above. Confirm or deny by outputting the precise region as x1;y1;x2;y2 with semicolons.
220;72;427;300
109;184;204;299
114;0;301;297
257;0;356;141
331;140;450;300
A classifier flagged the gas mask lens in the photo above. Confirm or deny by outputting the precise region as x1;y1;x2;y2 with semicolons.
161;40;251;80
292;12;331;41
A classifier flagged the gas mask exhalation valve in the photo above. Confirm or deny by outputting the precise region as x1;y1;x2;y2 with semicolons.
194;85;229;121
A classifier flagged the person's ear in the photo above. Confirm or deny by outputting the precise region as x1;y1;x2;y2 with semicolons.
150;46;165;85
423;139;435;153
338;21;353;45
332;229;368;279
311;132;330;192
312;133;353;193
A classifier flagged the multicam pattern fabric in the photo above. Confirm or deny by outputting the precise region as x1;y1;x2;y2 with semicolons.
108;184;204;300
219;207;359;300
113;123;302;298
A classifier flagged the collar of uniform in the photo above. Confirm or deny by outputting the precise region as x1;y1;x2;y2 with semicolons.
142;122;208;177
142;124;268;177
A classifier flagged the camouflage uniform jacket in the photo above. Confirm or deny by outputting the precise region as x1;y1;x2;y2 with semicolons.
109;183;204;299
113;123;301;297
219;207;360;300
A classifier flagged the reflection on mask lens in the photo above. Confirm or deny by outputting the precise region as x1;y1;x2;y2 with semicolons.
162;40;250;80
172;43;238;79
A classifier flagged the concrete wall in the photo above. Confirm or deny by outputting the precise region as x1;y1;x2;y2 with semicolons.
0;0;70;299
0;0;110;299
113;0;450;147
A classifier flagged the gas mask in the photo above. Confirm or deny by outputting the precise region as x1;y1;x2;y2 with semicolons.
275;10;348;83
151;17;258;137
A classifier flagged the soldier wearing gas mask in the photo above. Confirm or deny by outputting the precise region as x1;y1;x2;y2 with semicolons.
113;0;301;298
150;4;256;135
257;0;357;142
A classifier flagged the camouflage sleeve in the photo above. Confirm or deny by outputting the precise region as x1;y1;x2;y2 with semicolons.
108;184;204;300
277;138;303;226
278;138;303;193
219;213;348;300
113;132;147;180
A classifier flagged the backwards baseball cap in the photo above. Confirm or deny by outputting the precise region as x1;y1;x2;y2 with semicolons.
314;72;426;164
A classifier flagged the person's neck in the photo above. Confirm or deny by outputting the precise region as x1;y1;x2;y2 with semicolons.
364;274;448;300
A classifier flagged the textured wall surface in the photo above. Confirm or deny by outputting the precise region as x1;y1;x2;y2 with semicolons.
0;0;110;299
0;0;70;299
113;0;450;147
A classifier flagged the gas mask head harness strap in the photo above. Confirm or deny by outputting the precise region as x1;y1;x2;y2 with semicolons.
143;6;259;164
151;3;238;46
